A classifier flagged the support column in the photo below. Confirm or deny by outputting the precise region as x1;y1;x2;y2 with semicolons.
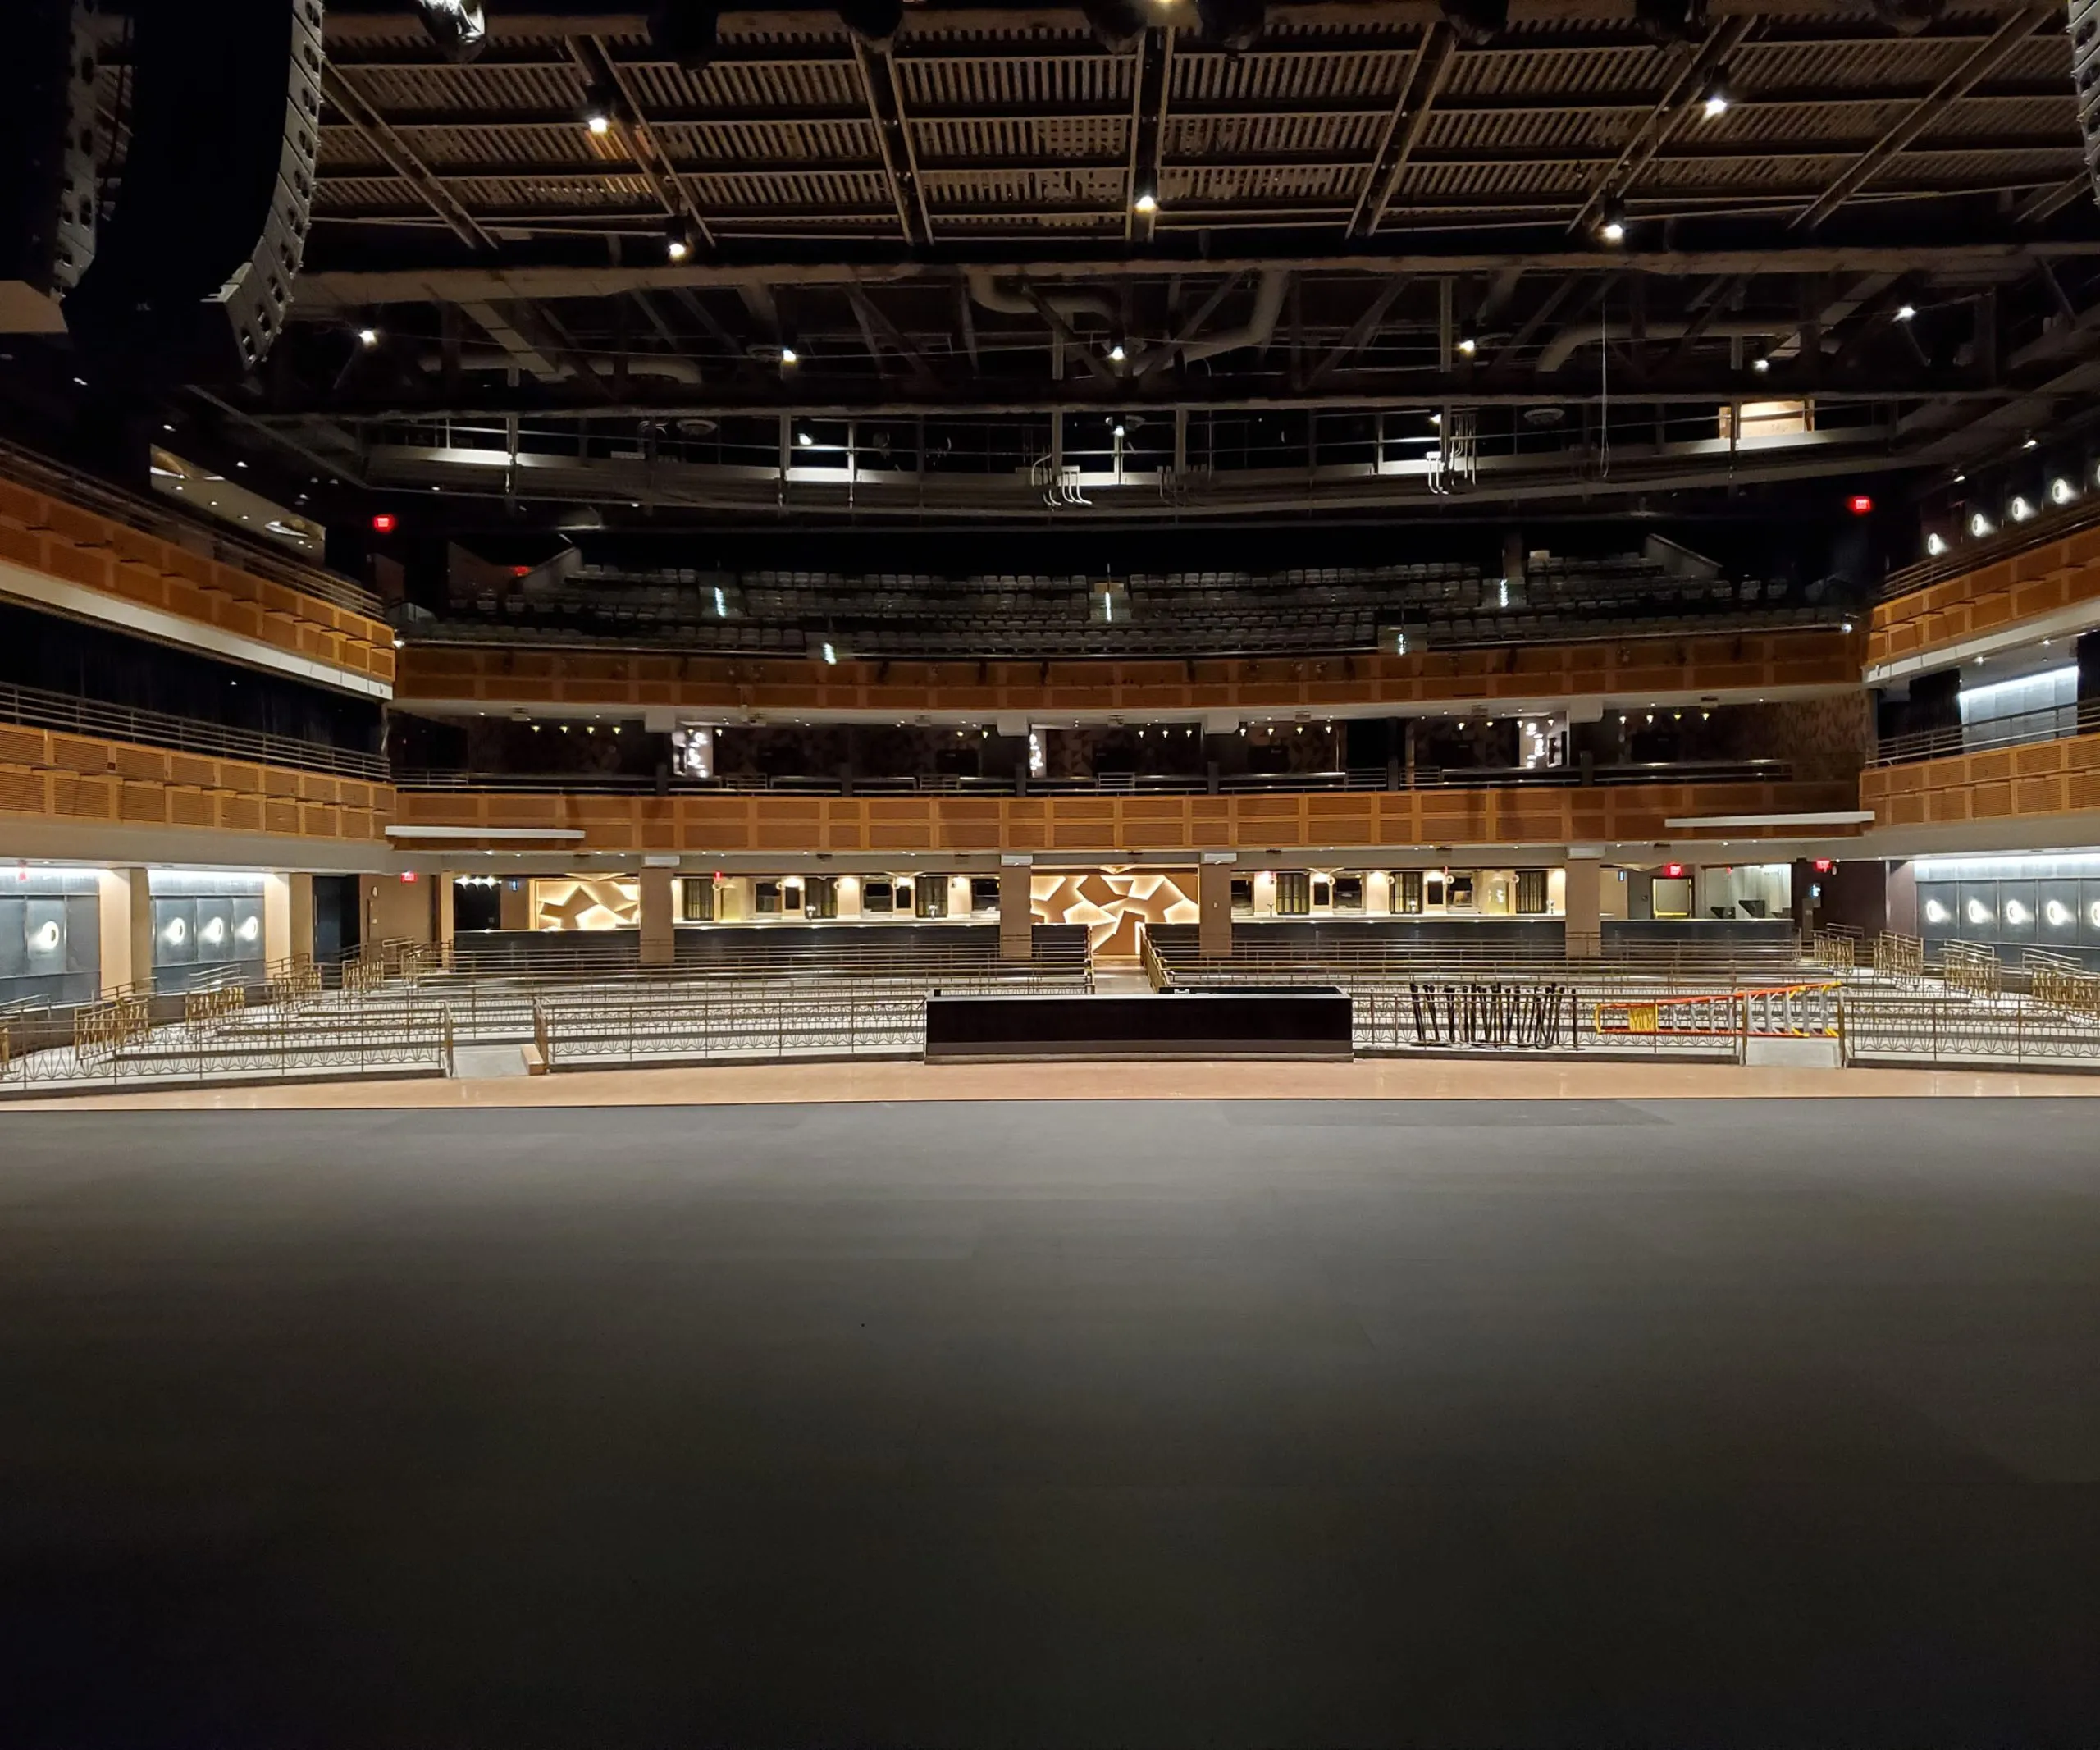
999;858;1033;960
289;873;314;965
1198;855;1234;960
638;866;675;967
263;874;294;966
500;876;531;931
95;869;142;996
1564;852;1602;960
436;871;457;953
127;866;154;995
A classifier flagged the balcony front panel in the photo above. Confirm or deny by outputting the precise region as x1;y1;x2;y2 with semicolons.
1860;729;2100;829
0;476;396;695
1869;523;2100;674
391;781;1860;858
397;629;1860;720
0;721;393;844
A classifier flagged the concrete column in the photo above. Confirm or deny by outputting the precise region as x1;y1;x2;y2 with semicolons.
999;862;1033;960
638;866;675;967
1564;853;1602;960
1198;858;1233;960
500;876;531;931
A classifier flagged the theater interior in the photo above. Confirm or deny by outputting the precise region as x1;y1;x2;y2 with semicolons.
4;1;2100;1743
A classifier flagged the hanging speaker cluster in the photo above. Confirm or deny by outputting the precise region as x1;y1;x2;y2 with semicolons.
0;1;103;334
65;0;324;382
2075;0;2100;208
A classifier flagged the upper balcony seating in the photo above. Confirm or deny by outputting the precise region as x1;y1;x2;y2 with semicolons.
430;554;1839;660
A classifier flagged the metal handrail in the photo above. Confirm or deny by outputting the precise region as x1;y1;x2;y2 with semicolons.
1869;701;2098;768
0;436;381;617
1879;491;2100;602
0;679;389;780
386;758;1793;796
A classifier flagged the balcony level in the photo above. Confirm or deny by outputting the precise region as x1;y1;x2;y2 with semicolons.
396;627;1860;724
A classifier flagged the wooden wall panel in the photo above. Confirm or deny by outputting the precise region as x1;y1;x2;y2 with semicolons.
389;781;1859;857
0;473;395;687
0;723;391;844
1869;524;2100;669
397;628;1860;719
1860;731;2100;829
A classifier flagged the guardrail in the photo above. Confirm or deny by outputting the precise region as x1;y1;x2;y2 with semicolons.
1941;941;2001;1000
1877;492;2100;602
0;680;387;780
0;436;381;617
1869;701;2098;768
388;759;1795;797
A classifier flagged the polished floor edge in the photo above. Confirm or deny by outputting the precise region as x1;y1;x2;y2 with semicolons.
9;1057;2100;1111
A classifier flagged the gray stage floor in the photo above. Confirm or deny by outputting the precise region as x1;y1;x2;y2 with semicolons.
2;1099;2097;1747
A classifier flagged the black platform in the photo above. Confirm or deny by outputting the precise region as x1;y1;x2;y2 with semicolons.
924;989;1353;1062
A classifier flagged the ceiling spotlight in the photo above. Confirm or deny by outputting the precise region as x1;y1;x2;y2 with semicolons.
579;89;614;135
1597;198;1627;244
1455;333;1477;357
1108;342;1126;361
1894;303;1916;322
778;346;799;366
664;219;697;262
1699;72;1732;119
1925;532;1948;556
2009;495;2035;522
1134;190;1158;215
357;326;380;347
2023;436;2038;450
1112;423;1127;439
1969;510;1993;537
2051;475;2075;505
1751;354;1770;373
797;429;814;446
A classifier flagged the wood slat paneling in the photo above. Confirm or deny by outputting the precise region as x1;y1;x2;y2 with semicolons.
390;780;1860;856
0;474;397;688
1860;730;2100;829
398;629;1860;717
1869;524;2100;670
0;722;392;843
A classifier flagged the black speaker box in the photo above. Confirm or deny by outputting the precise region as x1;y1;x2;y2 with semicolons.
0;0;102;332
66;0;322;381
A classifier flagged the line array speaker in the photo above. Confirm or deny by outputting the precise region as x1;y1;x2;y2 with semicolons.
2076;0;2100;208
67;0;323;382
0;1;103;334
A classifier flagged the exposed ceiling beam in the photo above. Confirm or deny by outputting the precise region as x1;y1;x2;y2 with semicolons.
320;65;496;253
245;368;1994;423
1304;276;1413;391
567;34;716;249
1346;21;1454;241
853;38;934;249
1790;6;2057;231
1132;271;1248;381
1125;26;1173;247
290;243;2100;312
1568;15;1753;240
